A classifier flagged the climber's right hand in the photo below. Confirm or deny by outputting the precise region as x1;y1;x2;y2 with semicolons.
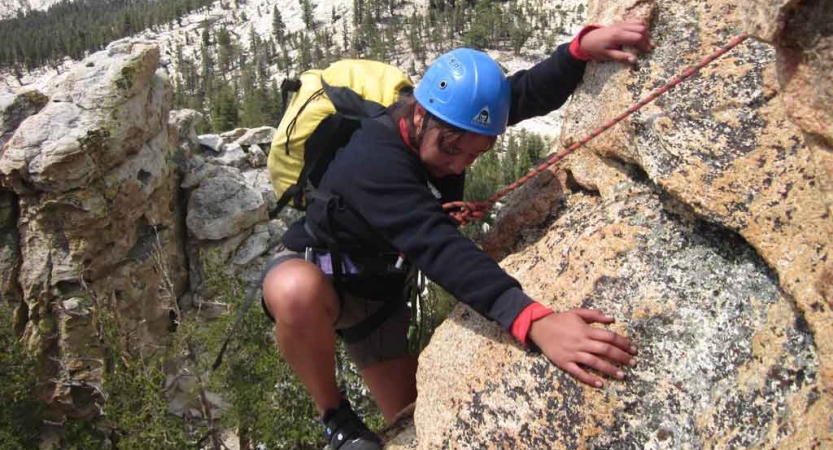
528;308;637;388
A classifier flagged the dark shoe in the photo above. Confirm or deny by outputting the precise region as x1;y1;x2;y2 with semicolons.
322;399;382;450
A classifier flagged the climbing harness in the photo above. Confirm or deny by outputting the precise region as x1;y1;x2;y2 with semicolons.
407;269;427;353
444;33;752;225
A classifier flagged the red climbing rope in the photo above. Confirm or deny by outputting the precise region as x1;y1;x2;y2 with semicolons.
444;32;752;226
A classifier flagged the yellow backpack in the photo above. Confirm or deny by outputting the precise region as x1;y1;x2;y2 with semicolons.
268;59;414;212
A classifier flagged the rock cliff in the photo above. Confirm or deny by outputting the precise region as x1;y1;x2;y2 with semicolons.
0;40;189;419
0;37;299;420
399;0;831;448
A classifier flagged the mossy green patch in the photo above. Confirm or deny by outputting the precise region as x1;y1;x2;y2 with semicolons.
37;316;57;336
115;65;136;92
77;129;111;155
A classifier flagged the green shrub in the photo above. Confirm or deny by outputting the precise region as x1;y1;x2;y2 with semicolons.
0;302;44;450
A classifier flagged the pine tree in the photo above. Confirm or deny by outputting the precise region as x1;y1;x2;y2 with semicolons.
240;65;266;128
464;139;503;242
464;0;494;50
300;0;316;29
359;4;378;56
267;79;283;125
199;28;215;101
353;0;363;26
211;83;240;132
342;16;351;53
298;32;314;71
216;27;234;73
372;0;382;21
272;6;285;40
407;14;419;56
201;21;211;46
504;133;519;185
509;8;532;55
280;43;291;76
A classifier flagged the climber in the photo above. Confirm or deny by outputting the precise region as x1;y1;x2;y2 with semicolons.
261;20;653;450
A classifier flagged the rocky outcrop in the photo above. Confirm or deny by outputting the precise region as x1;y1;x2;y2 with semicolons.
1;69;298;421
0;90;47;323
0;35;295;418
177;124;297;307
397;0;831;448
0;40;188;419
1;89;48;148
559;0;832;394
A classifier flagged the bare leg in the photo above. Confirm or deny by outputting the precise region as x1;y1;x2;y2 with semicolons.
360;356;419;423
263;259;342;416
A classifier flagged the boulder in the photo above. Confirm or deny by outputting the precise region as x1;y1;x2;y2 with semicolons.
186;166;267;241
180;154;219;189
243;168;279;214
198;134;224;152
169;108;205;157
231;222;272;267
247;143;267;167
234;126;276;146
219;127;247;141
213;142;248;168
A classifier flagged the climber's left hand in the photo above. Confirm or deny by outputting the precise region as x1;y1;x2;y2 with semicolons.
580;19;654;64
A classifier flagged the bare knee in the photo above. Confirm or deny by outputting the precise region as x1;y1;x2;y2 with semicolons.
262;260;337;326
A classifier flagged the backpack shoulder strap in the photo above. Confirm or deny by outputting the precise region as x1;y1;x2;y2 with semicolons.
321;78;387;120
275;111;362;214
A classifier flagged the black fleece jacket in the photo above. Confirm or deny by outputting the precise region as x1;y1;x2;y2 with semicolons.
283;42;587;331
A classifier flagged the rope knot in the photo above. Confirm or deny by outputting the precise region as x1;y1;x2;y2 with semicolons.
443;201;490;226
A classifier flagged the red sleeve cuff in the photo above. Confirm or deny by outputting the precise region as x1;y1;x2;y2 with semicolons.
569;25;602;61
510;302;555;345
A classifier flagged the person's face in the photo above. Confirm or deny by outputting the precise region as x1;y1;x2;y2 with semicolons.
414;105;496;178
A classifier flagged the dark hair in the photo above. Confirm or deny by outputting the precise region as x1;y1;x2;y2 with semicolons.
390;96;464;151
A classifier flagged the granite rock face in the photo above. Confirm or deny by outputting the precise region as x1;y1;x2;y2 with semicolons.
760;0;833;225
415;177;824;448
561;0;832;393
0;40;188;419
396;0;831;447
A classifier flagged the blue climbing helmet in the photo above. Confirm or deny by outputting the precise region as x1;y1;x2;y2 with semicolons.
414;48;512;136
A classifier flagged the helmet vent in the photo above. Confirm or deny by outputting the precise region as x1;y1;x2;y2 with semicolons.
438;81;448;89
